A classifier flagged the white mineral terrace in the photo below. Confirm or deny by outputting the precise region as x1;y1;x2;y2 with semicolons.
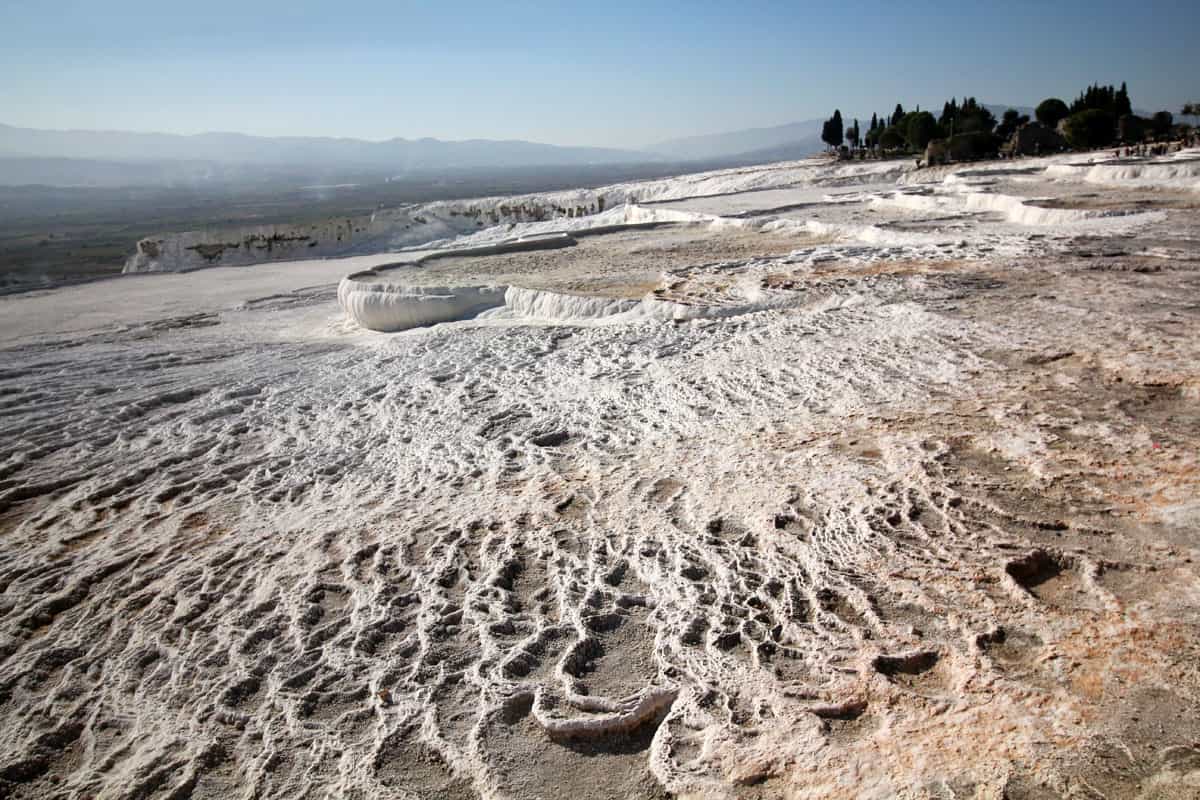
2;149;1200;800
328;153;1194;333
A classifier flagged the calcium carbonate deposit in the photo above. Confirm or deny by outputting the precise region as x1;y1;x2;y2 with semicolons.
3;150;1200;799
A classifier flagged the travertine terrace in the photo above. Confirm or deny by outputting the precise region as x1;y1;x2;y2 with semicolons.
1;151;1199;799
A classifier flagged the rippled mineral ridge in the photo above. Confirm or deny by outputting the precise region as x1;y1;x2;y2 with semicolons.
2;149;1200;799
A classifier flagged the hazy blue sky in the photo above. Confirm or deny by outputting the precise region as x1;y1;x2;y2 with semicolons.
2;0;1197;147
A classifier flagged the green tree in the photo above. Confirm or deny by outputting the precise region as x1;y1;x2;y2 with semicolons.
996;109;1022;141
821;110;844;149
1062;110;1116;149
1036;98;1070;128
1070;83;1130;117
956;98;996;134
944;132;1000;161
906;111;940;151
847;118;861;148
1118;115;1145;144
891;104;906;127
865;115;882;148
939;98;960;130
879;126;904;151
1150;111;1174;137
1115;82;1132;117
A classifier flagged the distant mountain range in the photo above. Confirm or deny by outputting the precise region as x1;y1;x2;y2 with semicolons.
0;123;657;173
0;119;833;185
0;104;1070;188
646;119;825;162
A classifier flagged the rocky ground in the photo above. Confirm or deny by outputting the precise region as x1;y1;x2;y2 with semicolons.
0;152;1198;799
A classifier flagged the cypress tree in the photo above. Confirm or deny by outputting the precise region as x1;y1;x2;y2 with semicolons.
821;111;845;149
1115;82;1132;117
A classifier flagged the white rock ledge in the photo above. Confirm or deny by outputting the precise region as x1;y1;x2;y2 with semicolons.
502;286;641;322
337;233;579;332
337;278;507;333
